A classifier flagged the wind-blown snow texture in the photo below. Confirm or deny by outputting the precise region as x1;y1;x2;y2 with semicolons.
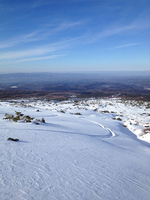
0;98;150;200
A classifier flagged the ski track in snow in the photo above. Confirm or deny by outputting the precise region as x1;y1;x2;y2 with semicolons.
88;120;117;138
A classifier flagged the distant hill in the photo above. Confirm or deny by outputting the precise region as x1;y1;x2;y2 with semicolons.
0;72;150;100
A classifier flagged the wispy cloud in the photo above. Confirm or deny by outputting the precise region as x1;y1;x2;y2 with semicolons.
87;16;150;43
107;43;139;50
51;21;84;32
0;20;84;50
14;54;66;63
0;37;81;63
0;31;40;49
30;0;52;9
0;44;62;61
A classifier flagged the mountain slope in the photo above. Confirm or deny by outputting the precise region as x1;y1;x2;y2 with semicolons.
0;99;150;200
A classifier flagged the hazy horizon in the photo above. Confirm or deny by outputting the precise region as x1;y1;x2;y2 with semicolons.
0;70;150;75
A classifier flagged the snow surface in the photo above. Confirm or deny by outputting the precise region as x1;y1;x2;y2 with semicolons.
0;98;150;200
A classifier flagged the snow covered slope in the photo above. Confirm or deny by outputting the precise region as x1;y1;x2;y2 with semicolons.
0;98;150;200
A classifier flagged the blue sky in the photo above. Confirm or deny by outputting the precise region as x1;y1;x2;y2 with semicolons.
0;0;150;73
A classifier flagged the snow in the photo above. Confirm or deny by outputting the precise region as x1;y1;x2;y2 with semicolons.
0;98;150;200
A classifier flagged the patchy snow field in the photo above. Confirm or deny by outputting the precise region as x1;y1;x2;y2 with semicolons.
0;98;150;200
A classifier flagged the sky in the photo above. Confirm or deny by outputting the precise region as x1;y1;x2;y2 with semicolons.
0;0;150;73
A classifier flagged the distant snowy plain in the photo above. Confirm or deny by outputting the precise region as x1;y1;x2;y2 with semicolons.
0;98;150;200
